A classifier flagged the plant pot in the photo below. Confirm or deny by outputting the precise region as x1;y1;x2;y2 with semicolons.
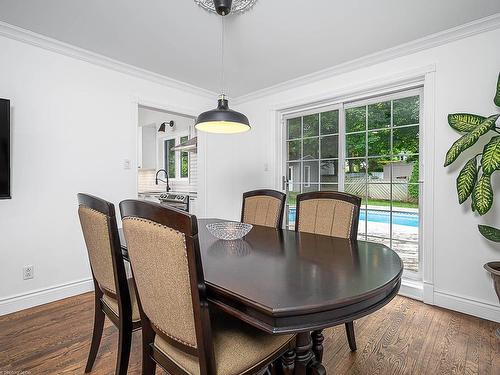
484;261;500;302
484;262;500;339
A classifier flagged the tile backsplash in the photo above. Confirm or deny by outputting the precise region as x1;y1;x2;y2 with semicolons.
138;152;197;193
137;169;158;192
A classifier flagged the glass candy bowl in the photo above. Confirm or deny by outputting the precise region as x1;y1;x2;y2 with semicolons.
206;222;253;240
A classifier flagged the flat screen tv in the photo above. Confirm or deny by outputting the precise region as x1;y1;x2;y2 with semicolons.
0;98;10;199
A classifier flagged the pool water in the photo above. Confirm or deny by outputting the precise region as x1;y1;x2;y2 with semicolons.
288;208;419;227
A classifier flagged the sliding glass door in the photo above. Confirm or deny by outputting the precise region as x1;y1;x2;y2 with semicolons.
282;89;422;275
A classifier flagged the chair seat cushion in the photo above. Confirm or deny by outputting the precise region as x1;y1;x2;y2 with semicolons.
154;312;294;375
102;277;140;322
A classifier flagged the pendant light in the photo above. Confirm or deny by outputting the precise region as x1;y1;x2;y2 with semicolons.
195;0;250;134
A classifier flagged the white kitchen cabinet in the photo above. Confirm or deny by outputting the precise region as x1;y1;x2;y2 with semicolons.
138;125;157;169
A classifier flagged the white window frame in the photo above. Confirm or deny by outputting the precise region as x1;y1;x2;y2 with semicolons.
280;86;426;282
273;67;436;302
304;165;311;187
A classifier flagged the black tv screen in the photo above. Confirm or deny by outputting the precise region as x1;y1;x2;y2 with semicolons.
0;98;10;199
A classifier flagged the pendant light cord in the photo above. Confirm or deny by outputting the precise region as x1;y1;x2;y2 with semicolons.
220;14;225;97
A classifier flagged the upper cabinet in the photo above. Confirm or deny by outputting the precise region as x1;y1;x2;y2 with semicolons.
138;124;157;170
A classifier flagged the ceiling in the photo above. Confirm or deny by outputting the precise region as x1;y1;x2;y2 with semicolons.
0;0;499;97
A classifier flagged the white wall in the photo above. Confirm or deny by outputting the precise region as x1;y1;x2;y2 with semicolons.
0;34;212;314
205;28;500;321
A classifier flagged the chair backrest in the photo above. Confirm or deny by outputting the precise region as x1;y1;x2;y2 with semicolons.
241;189;286;229
295;191;361;239
77;193;132;316
119;200;215;373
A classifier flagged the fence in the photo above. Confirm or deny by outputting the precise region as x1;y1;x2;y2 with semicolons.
345;178;415;203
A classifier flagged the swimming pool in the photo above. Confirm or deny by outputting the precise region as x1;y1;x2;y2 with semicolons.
288;208;419;227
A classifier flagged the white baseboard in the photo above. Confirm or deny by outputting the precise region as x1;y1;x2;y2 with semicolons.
397;280;499;323
0;278;94;316
422;282;434;304
433;290;500;323
399;278;424;301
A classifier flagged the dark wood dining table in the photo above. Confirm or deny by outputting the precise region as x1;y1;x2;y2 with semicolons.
119;218;403;375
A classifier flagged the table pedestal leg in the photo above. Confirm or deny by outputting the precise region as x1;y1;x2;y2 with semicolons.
281;349;296;375
293;332;326;375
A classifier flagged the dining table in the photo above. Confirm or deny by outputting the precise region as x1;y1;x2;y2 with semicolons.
119;218;403;375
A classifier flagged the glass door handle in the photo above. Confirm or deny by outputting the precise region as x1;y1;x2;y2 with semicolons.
282;176;289;191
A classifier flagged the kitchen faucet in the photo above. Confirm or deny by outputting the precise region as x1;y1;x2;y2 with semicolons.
155;169;171;192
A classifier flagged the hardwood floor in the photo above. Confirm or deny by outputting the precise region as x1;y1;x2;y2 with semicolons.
0;294;498;374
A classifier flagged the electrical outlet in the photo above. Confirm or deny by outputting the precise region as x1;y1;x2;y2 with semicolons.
23;265;34;280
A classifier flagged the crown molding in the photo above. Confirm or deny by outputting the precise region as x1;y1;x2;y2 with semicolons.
234;13;500;104
0;21;217;99
1;12;499;104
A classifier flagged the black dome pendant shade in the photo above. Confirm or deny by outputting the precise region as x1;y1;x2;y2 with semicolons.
195;95;250;134
195;0;251;134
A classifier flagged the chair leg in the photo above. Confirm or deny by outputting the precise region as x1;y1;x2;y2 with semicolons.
142;350;156;375
345;321;357;351
115;321;132;375
141;321;156;375
85;300;105;373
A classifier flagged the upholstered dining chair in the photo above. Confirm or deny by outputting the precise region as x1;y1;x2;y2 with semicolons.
241;189;286;229
119;199;295;375
77;193;141;375
295;191;361;354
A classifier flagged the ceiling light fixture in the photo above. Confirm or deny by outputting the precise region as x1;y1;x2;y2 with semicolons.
194;0;257;14
195;0;251;134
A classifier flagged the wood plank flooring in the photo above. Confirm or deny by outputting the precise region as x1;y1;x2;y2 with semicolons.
0;293;498;374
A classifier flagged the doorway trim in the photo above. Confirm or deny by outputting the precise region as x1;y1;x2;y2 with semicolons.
130;96;207;217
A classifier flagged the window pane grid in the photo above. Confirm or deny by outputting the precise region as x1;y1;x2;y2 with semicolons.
285;110;340;229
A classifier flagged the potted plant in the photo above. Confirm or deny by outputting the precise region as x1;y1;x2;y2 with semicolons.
444;73;500;308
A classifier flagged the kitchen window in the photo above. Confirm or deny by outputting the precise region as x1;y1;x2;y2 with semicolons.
164;139;176;178
163;134;190;180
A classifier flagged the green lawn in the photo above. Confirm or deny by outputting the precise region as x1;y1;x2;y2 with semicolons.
287;191;418;209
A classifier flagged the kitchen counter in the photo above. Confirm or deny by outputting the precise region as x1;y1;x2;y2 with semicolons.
138;190;197;196
137;191;198;215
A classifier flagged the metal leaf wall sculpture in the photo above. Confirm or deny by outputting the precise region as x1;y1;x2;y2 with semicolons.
444;73;500;242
